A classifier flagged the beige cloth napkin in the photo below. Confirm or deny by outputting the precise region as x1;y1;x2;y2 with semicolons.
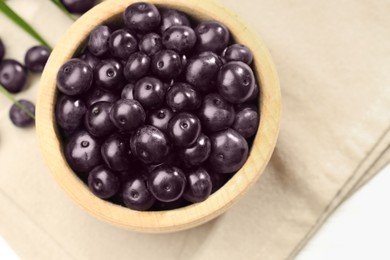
1;0;390;259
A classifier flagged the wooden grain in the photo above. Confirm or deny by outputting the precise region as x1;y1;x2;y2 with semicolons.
36;0;281;233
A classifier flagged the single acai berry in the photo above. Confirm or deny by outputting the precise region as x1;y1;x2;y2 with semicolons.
197;93;235;132
24;45;51;73
57;58;93;95
166;82;201;112
195;21;230;54
130;125;170;164
185;51;222;92
222;44;253;65
109;29;138;60
147;106;174;132
88;165;120;199
80;51;100;70
101;134;133;171
0;59;27;93
208;128;249;174
162;25;196;54
88;25;111;57
56;95;87;132
109;99;146;132
133;76;166;109
123;2;161;33
217;61;256;104
151;50;182;80
233;105;259;139
84;87;119;107
94;59;124;90
65;130;102;173
122;176;156;211
84;101;116;137
138;33;162;56
121;83;135;100
179;133;211;167
0;38;4;61
148;165;186;202
183;167;212;203
60;0;96;14
167;112;201;147
160;9;191;33
9;99;35;128
123;52;150;81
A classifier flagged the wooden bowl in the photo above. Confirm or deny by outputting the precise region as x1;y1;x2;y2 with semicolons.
36;0;281;232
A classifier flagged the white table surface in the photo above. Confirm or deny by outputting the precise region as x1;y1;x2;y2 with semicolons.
2;164;390;260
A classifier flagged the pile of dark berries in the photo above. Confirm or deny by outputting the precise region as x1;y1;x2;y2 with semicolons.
56;2;260;211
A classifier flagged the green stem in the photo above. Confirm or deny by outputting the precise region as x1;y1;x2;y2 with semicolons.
0;1;52;49
49;0;77;21
0;84;35;120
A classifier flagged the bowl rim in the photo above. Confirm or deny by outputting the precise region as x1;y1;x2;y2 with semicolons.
36;0;281;233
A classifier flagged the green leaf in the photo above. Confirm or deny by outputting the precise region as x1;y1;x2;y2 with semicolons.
0;1;52;49
49;0;77;21
0;84;35;120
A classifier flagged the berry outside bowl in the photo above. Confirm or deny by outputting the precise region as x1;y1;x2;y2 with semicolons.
36;0;281;232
